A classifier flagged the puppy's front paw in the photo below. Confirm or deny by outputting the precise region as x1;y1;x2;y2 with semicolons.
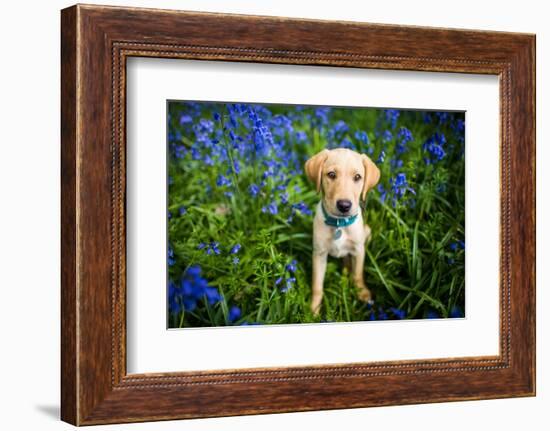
311;297;322;316
357;287;373;303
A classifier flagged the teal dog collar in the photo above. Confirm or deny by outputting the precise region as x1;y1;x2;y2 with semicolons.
321;204;358;239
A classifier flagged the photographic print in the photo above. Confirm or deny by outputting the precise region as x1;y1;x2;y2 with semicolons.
167;101;465;328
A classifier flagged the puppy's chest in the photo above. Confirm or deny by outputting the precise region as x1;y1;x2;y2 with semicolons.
327;230;359;258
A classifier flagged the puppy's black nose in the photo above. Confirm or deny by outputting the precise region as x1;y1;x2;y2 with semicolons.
336;200;352;214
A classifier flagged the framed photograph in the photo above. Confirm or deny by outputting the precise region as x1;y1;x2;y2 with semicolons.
61;4;536;425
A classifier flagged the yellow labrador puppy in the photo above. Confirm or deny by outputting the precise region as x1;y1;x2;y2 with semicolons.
305;148;380;315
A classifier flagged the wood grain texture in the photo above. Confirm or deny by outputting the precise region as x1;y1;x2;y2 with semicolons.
60;4;536;425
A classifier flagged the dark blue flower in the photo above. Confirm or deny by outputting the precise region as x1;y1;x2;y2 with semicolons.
228;305;241;322
285;259;297;273
281;277;296;293
377;184;387;203
179;206;187;216
389;307;407;319
355;130;369;145
230;244;242;254
423;133;447;164
378;307;388;320
426;310;440;319
216;174;232;187
262;201;278;215
179;114;192;125
169;265;222;314
389;173;416;204
295;131;308;143
248;183;260;197
450;240;465;251
381;130;393;143
384;109;400;129
279;192;289;205
450;305;464;318
292;201;312;216
396;127;413;155
168;246;175;266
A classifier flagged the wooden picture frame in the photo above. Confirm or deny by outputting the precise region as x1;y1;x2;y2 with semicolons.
61;4;536;425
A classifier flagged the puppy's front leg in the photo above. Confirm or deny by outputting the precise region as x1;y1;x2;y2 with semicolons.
352;247;372;303
311;251;328;315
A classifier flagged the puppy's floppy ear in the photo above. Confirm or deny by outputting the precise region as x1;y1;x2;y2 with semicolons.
361;154;381;200
305;149;329;193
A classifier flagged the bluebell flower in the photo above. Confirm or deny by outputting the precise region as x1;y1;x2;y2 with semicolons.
384;109;400;129
248;183;260;197
423;133;447;164
381;130;393;143
228;305;241;322
377;184;387;203
213;112;221;121
280;192;289;205
450;240;465;251
426;310;440;319
339;138;356;150
168;246;175;266
285;259;297;273
169;265;222;314
203;154;216;166
377;150;386;163
281;277;296;293
262;201;279;215
295;131;308;143
390;158;403;170
179;114;192;125
450;305;464;318
452;118;465;144
207;242;221;255
389;307;407;319
389;173;416;204
292;201;312;216
168;281;182;314
174;145;186;159
275;277;283;286
354;130;369;144
396;127;413;155
179;206;187;216
332;120;349;135
230;244;242;254
216;174;232;187
199;242;221;255
204;286;222;304
314;107;331;127
435;112;449;124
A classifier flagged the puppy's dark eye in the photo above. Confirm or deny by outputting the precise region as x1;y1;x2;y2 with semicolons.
327;171;336;180
354;174;362;182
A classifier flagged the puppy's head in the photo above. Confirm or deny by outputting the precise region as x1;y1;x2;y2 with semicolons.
305;148;380;217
